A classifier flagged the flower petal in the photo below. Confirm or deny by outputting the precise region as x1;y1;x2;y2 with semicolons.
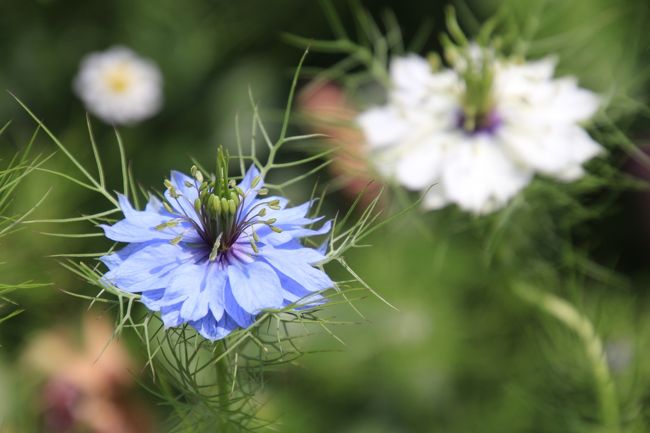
205;264;227;321
358;106;409;149
101;194;200;244
160;303;184;327
395;137;447;190
190;313;238;341
279;274;325;306
261;246;332;293
442;136;532;214
103;242;197;292
224;281;255;328
227;261;283;314
500;124;602;179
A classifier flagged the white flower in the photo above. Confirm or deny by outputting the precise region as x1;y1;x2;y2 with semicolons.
358;52;602;214
74;46;163;125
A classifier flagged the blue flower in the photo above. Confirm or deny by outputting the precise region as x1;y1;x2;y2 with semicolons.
99;150;332;340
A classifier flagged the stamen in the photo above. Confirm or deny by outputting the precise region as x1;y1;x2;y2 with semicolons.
160;146;282;261
209;233;223;261
154;219;181;231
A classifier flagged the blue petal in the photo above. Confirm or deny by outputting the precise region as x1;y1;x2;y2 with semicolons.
140;288;165;310
162;263;203;310
279;274;325;305
145;262;225;322
204;264;227;321
261;246;333;293
165;171;201;223
103;243;197;293
258;220;332;247
180;288;210;322
101;194;200;244
265;200;316;225
238;165;263;192
100;241;154;270
144;195;167;213
190;313;238;341
160;303;184;327
237;166;264;214
227;260;284;314
224;280;255;328
317;237;329;256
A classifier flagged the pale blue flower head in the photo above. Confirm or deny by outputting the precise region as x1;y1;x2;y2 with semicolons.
100;149;332;340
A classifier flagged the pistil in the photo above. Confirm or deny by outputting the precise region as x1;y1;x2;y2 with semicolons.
160;147;282;261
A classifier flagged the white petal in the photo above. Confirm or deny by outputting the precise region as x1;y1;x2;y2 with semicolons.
390;55;433;92
554;165;585;182
357;106;409;149
394;137;447;190
498;76;599;127
442;136;532;214
74;46;162;125
548;78;600;123
499;124;602;179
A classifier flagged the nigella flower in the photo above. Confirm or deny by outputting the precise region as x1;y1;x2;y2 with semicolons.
74;46;162;125
99;149;333;340
358;46;603;214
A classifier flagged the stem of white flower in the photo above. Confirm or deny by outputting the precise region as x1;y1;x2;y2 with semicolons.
513;283;621;433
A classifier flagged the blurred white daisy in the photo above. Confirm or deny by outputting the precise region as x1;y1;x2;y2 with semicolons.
74;46;162;125
358;48;602;214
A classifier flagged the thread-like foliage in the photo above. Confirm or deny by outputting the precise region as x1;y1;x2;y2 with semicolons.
12;52;399;431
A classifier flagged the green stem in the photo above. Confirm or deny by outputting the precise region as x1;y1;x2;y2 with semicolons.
513;283;621;433
215;341;230;430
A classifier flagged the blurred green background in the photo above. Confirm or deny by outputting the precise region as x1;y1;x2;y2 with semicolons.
0;0;649;432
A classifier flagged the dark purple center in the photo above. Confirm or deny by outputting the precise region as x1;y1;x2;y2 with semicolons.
456;109;502;135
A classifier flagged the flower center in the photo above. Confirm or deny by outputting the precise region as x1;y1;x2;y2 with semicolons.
162;147;281;262
448;45;499;136
456;108;502;135
104;63;134;94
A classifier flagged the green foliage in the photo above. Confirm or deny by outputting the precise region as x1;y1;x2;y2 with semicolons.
0;122;52;327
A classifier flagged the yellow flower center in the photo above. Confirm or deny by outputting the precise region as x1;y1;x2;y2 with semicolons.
104;62;134;93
